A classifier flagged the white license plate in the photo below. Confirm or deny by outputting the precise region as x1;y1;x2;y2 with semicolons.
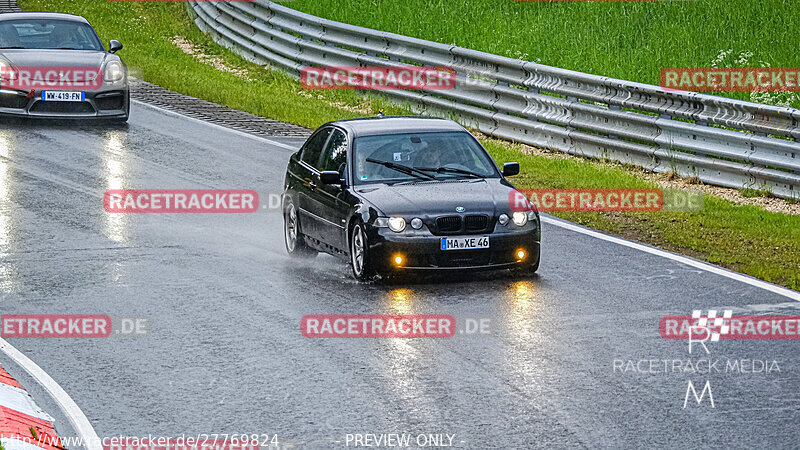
441;236;490;251
41;91;85;102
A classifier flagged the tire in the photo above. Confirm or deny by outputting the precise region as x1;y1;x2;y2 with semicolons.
284;199;317;258
350;222;375;281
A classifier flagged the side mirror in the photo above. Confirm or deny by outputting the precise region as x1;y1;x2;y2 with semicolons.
320;171;342;185
109;40;123;54
502;162;520;177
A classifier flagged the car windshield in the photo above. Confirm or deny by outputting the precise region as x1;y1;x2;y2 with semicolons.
0;19;104;51
353;131;499;184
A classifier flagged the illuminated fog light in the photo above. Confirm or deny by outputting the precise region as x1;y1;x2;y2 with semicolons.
393;254;404;265
388;216;406;232
512;211;528;226
410;217;423;229
516;249;526;260
498;214;509;226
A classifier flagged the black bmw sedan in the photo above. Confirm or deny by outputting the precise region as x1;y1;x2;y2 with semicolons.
282;116;540;280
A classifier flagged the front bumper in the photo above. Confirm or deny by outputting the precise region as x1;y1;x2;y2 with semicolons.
367;222;541;272
0;86;129;119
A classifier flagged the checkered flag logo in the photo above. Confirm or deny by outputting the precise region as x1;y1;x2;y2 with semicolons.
692;310;732;341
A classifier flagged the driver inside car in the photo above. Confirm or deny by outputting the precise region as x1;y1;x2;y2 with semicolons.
49;25;76;49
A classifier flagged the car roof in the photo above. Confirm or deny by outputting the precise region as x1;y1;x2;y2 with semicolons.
325;116;467;138
0;12;91;24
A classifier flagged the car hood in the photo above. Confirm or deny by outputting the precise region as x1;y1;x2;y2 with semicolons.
354;178;517;217
0;49;112;68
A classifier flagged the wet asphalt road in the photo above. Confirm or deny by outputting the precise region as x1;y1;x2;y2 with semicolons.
0;102;798;449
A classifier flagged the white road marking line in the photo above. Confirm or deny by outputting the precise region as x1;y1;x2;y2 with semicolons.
541;215;800;302
0;338;100;450
0;383;54;421
131;100;299;150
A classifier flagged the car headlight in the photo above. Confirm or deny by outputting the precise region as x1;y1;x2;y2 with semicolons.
388;216;406;232
410;218;423;229
498;213;509;226
0;59;15;83
512;211;528;226
104;61;124;83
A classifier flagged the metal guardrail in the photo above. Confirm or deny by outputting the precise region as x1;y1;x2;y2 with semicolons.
0;0;20;13
188;0;800;199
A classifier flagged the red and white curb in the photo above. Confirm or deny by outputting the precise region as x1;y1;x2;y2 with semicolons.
0;364;63;450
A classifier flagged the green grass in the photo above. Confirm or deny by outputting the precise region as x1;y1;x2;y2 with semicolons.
283;0;800;109
19;0;800;290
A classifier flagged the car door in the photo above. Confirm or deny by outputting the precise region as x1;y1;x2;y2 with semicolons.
310;128;350;251
296;127;332;242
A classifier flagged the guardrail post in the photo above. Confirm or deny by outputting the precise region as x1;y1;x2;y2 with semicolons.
607;104;621;139
566;96;578;131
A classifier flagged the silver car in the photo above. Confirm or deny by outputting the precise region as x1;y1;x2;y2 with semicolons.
0;12;129;122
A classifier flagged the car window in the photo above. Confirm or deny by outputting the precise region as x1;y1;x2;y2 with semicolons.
300;128;332;169
0;19;104;51
353;131;499;184
318;129;348;173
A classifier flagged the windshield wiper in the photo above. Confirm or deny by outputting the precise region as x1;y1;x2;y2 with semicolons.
416;166;486;179
0;46;25;49
366;158;435;181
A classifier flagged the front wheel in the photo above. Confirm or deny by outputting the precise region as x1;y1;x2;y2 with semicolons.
350;222;375;281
